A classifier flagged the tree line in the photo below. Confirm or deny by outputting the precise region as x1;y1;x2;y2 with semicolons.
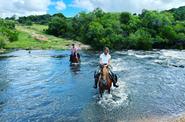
46;7;185;50
1;6;185;50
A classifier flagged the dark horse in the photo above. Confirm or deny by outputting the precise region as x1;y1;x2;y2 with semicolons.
98;65;113;97
70;53;80;64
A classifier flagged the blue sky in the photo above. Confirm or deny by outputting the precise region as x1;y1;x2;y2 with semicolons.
0;0;185;18
48;0;83;17
49;0;185;17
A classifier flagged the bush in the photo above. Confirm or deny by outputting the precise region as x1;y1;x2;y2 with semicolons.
0;35;8;48
0;19;18;48
128;29;152;50
109;34;124;49
159;26;177;45
86;21;104;49
152;36;168;48
47;16;67;37
24;20;32;26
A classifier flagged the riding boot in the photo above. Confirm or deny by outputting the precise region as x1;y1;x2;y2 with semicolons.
113;74;119;87
93;79;98;89
70;54;72;62
109;71;119;88
113;81;119;88
93;71;100;89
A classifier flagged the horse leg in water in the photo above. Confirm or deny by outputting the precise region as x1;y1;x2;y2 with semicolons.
99;81;104;97
99;87;103;97
108;88;110;94
107;77;112;94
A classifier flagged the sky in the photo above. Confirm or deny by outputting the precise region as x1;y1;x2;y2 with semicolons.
0;0;185;18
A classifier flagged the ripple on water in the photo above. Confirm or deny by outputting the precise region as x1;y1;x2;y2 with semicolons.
0;50;185;122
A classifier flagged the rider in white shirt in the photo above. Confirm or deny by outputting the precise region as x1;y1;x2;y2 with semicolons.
94;47;118;88
100;52;111;65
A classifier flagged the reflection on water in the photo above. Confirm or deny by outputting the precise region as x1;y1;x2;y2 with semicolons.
0;50;185;121
70;64;81;75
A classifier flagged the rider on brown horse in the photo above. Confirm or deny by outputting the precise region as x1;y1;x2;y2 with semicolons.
70;44;80;63
94;47;119;89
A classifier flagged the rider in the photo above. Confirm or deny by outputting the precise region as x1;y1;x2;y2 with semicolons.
70;44;80;62
94;47;119;88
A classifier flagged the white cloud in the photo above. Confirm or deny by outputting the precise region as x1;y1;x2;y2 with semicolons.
0;0;184;18
55;1;66;11
71;0;185;13
0;0;51;18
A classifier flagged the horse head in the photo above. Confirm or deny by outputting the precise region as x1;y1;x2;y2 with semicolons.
99;65;112;97
101;65;109;81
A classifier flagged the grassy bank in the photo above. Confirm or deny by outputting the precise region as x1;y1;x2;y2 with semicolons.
5;24;89;50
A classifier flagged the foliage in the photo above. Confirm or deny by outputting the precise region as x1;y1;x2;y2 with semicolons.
128;29;152;50
166;6;185;21
0;19;18;48
18;14;52;25
45;7;185;50
0;35;8;49
46;16;67;37
13;6;185;50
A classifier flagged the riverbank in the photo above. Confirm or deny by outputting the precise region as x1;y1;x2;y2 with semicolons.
0;49;6;53
4;24;90;50
0;49;12;54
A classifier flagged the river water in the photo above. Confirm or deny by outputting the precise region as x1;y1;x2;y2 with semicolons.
0;50;185;122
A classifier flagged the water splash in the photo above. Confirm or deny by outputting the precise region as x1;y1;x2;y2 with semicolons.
97;80;128;109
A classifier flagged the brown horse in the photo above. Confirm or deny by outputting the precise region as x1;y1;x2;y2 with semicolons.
70;53;80;64
98;65;112;97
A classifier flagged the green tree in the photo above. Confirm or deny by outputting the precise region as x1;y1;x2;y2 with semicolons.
128;29;152;50
0;19;18;48
166;6;185;20
120;12;131;24
0;35;8;49
86;21;104;49
45;7;185;50
47;16;67;37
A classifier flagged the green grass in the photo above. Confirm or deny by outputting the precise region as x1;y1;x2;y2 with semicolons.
6;24;75;50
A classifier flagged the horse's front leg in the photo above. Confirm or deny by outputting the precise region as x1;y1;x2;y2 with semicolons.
99;88;103;97
108;89;110;94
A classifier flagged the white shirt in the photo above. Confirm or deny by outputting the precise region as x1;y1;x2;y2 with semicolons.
100;53;111;64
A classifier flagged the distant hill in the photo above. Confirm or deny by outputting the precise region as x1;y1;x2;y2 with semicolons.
165;6;185;21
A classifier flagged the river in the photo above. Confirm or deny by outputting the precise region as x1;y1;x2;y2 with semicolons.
0;50;185;122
